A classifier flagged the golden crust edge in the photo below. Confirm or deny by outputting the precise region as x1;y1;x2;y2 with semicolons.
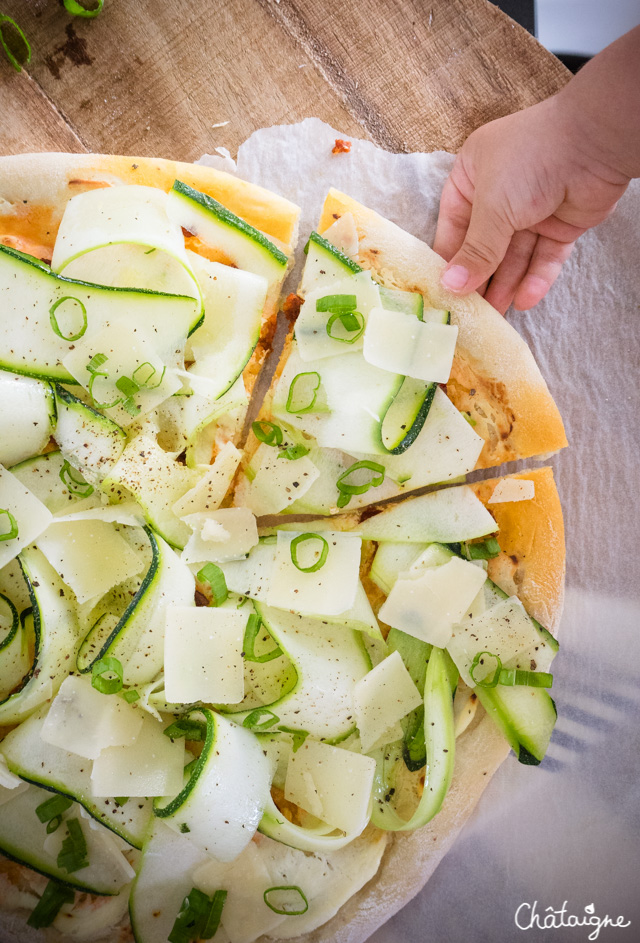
0;152;300;249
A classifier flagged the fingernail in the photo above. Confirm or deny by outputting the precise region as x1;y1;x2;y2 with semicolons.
441;265;469;292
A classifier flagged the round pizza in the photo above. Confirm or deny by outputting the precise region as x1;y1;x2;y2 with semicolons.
0;153;566;943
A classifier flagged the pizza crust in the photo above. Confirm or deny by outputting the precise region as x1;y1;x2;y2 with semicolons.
0;153;299;252
318;189;568;468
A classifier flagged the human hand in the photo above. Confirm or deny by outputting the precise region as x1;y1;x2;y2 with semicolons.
433;95;631;313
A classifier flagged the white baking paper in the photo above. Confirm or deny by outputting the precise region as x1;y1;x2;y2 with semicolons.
200;118;640;942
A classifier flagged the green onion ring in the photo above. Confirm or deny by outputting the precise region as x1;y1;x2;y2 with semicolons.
91;655;124;695
285;372;321;414
290;533;329;573
59;460;94;498
196;562;228;607
469;651;502;688
132;362;165;390
49;297;88;342
277;444;310;461
263;885;309;916
335;460;386;509
326;310;365;343
252;420;283;447
243;613;283;663
242;708;280;731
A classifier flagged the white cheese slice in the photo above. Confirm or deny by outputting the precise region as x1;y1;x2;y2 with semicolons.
91;713;184;797
488;478;536;504
219;540;276;601
447;596;543;687
284;739;375;835
267;531;361;616
359;482;497;543
354;651;422;753
41;675;143;760
163;605;246;705
379;556;487;647
181;508;258;564
363;307;458;382
172;442;242;517
240;444;321;516
37;520;143;604
0;465;53;570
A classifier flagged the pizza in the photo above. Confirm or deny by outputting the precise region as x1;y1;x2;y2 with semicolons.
0;153;566;943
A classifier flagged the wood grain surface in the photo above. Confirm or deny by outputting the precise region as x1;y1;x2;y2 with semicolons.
0;0;569;159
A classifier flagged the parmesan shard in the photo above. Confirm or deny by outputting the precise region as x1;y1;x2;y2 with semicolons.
488;478;536;504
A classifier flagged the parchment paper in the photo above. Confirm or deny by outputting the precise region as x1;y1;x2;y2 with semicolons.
201;118;640;942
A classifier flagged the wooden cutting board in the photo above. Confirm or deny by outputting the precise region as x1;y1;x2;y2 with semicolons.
0;0;569;159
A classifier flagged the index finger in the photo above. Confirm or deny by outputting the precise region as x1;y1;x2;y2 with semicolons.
433;174;473;262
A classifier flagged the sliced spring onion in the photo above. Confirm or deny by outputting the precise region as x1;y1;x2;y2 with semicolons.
0;592;19;652
252;420;283;447
498;668;554;688
115;376;139;399
0;509;18;542
326;310;365;343
242;708;280;731
285;372;321;414
316;293;357;313
120;688;140;703
49;296;88;342
0;14;31;72
276;444;310;461
277;726;310;753
163;718;208;741
27;880;75;929
168;888;227;943
46;817;63;835
290;533;329;573
58;460;94;498
196;562;228;607
86;354;121;410
469;651;502;688
463;537;501;560
243;613;283;663
335;460;385;509
114;797;129;807
133;361;165;390
263;885;309;916
57;817;89;874
36;794;73;827
63;0;104;16
91;655;124;695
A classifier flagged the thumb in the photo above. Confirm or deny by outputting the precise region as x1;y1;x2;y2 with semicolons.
440;196;514;294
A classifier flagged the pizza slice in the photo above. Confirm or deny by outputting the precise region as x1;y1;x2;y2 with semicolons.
235;189;567;516
0;153;299;547
0;466;564;942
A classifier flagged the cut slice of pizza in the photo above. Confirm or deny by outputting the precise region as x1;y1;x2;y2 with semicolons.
0;153;300;546
234;189;567;516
